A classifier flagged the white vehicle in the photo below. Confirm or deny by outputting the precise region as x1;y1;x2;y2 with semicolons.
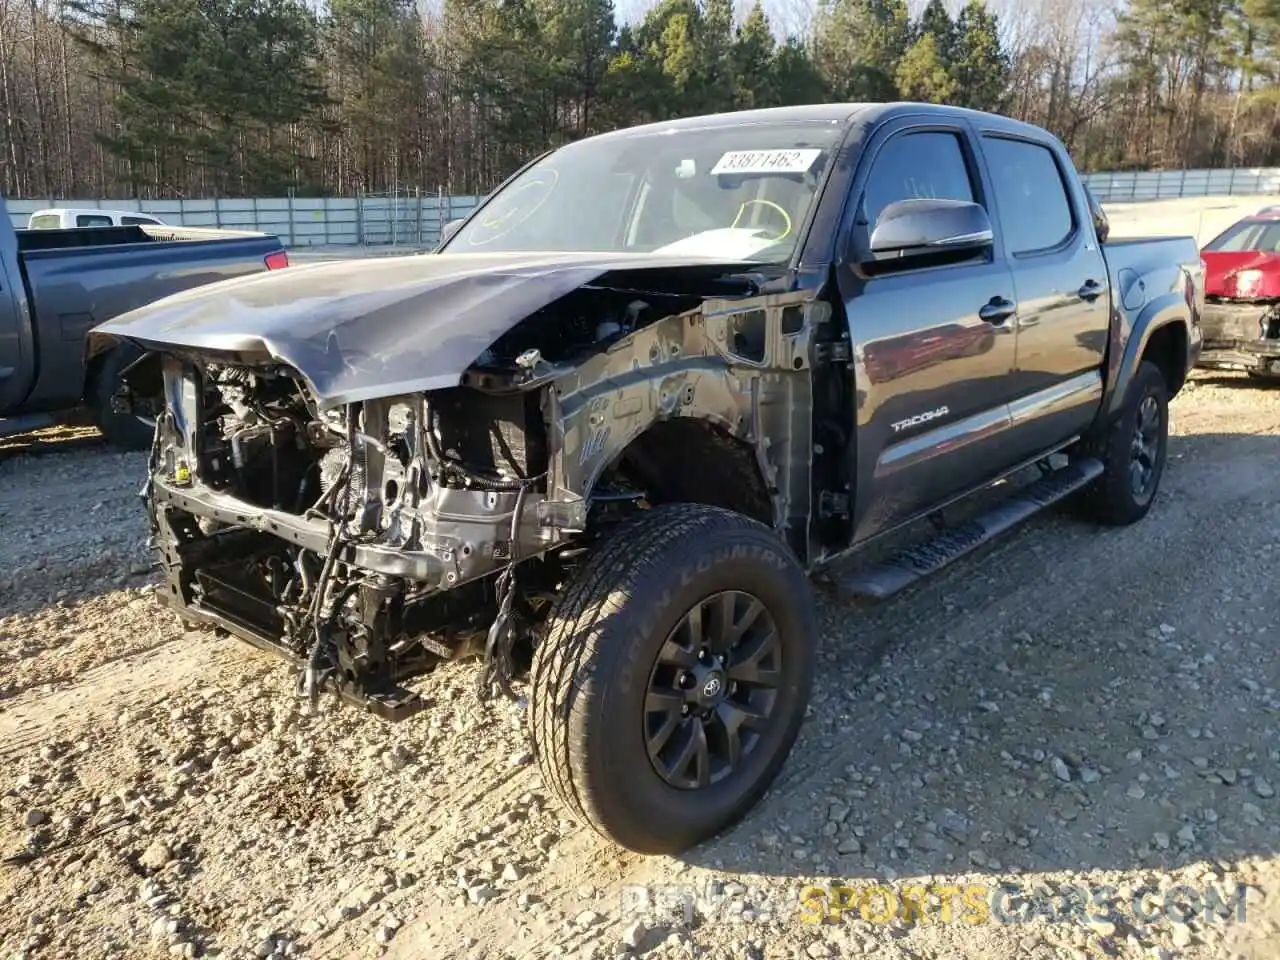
26;208;167;229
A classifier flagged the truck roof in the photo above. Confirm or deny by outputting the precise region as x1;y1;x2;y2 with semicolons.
585;101;1056;145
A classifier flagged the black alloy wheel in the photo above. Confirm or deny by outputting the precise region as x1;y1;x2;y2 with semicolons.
644;590;781;790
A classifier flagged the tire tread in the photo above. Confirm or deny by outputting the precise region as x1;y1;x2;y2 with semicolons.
1076;359;1169;526
528;503;786;848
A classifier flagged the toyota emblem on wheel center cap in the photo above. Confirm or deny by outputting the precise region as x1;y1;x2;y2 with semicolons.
702;675;723;698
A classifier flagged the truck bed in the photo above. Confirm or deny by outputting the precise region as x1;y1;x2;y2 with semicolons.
15;223;267;253
1103;234;1203;319
1102;234;1201;275
1100;234;1205;388
1;200;286;424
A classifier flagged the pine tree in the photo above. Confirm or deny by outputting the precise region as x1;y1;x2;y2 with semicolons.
813;0;911;101
540;0;617;136
897;33;957;103
68;0;326;195
731;2;777;108
916;0;955;66
950;0;1009;111
701;0;736;112
771;36;829;106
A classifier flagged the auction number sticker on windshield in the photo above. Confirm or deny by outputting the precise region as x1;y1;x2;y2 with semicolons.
710;149;822;175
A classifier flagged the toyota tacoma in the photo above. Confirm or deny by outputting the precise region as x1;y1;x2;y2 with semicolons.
89;103;1203;854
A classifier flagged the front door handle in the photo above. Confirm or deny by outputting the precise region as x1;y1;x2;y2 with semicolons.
979;296;1016;325
1078;279;1103;302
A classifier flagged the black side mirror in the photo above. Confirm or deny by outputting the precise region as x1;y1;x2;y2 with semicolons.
436;218;464;249
866;198;994;264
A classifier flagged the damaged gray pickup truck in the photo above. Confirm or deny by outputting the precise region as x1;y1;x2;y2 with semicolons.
89;102;1203;854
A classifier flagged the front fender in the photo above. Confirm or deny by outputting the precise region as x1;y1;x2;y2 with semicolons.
539;295;825;553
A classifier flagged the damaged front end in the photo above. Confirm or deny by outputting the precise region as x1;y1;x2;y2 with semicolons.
113;252;829;720
147;355;565;718
1198;298;1280;377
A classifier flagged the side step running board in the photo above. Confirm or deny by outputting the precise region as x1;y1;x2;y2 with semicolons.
827;457;1104;602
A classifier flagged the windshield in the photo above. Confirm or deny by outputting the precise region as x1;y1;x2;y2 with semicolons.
443;120;847;262
1204;219;1280;253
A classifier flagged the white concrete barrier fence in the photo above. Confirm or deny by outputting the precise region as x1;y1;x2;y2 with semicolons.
8;184;1280;251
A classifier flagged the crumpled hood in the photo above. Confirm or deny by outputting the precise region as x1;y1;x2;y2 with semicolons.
88;250;754;409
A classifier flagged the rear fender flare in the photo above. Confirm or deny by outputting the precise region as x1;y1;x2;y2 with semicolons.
1102;274;1192;421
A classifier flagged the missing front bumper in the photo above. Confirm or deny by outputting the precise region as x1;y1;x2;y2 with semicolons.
1198;301;1280;375
153;478;452;583
180;601;430;721
148;486;445;722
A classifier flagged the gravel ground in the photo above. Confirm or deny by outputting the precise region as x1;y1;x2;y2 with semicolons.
2;372;1280;960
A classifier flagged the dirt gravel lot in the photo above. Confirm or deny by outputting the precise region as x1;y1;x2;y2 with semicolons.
3;372;1280;960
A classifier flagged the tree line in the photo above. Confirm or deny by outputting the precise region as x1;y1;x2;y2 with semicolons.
1;0;1278;200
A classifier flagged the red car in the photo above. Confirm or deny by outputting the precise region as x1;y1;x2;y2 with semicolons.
1198;206;1280;377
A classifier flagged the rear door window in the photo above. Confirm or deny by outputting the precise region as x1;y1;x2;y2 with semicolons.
76;214;113;227
981;136;1075;254
122;215;160;226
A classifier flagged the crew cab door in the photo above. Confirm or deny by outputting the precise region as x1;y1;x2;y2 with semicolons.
834;119;1019;543
975;133;1109;454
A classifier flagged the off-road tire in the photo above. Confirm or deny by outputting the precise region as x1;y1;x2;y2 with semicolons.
529;503;816;854
1076;359;1169;526
88;344;154;451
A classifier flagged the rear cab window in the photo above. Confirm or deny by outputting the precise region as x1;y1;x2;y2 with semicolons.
981;136;1076;254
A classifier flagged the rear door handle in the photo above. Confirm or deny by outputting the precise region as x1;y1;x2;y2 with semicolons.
979;296;1016;325
1078;279;1103;302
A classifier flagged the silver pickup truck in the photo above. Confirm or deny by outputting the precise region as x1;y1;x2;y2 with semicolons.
0;196;288;448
